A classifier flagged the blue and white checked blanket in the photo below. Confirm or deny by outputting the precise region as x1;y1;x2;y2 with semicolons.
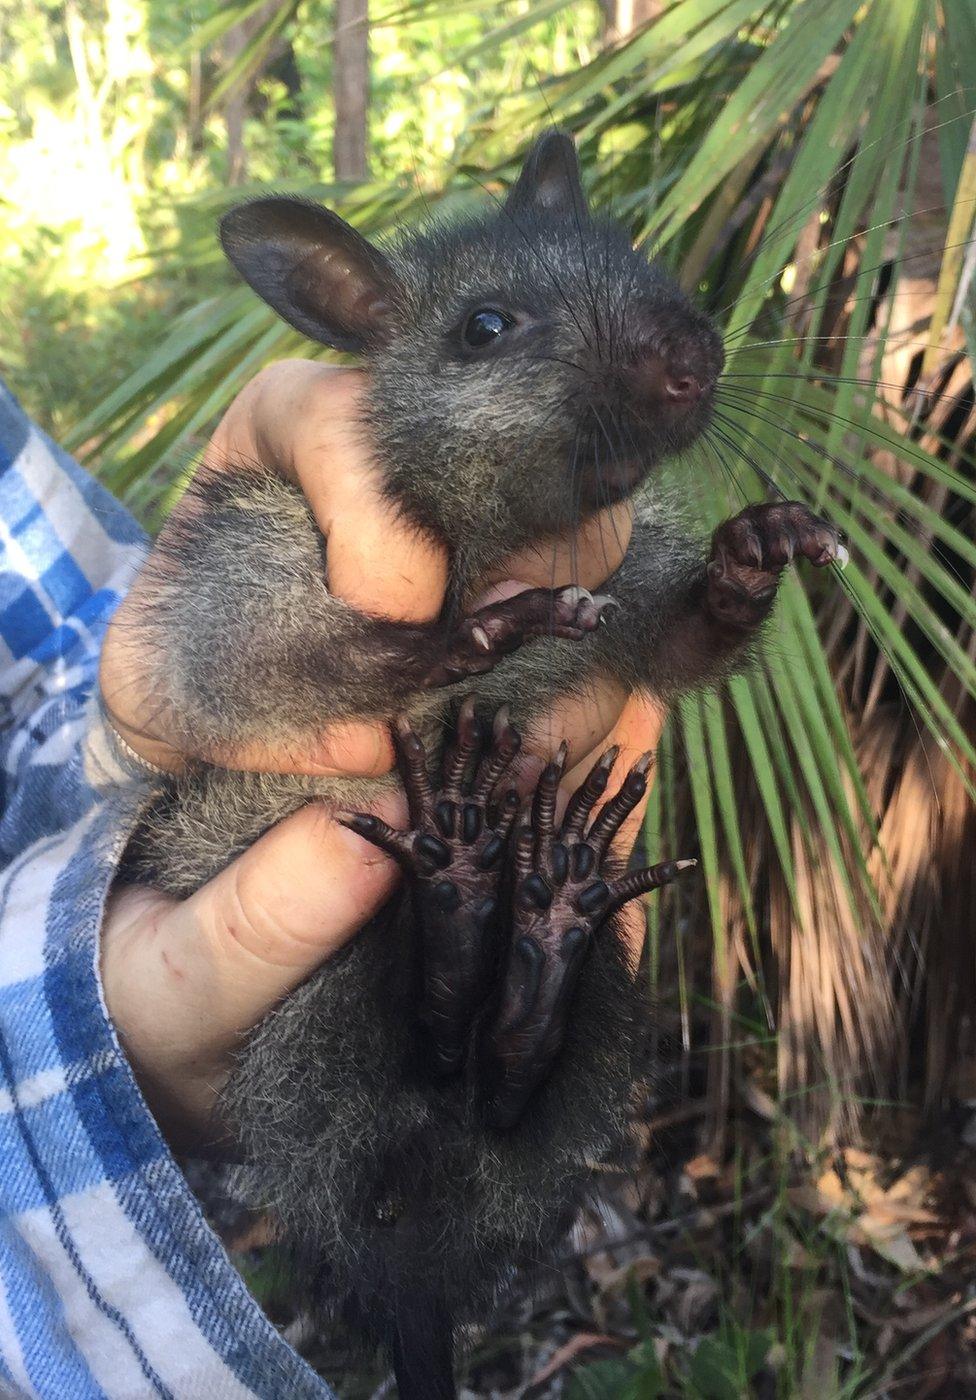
0;381;332;1398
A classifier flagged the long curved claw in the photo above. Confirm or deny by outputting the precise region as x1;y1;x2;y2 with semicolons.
587;752;652;859
349;700;525;1077
392;715;436;826
707;501;843;629
482;750;695;1129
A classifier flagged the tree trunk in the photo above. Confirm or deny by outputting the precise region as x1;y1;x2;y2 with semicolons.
221;2;280;186
600;0;662;42
188;49;203;153
333;0;369;181
223;21;249;185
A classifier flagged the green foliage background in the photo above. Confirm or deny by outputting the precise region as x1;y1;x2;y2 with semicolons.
0;0;598;437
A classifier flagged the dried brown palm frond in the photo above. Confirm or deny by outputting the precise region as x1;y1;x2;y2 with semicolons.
860;706;976;1110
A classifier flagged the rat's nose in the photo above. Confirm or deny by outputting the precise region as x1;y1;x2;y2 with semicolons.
662;370;701;404
637;352;705;409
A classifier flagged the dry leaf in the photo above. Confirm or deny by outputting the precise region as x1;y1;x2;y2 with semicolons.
885;1166;933;1207
525;1332;625;1390
816;1169;849;1210
672;1270;720;1332
685;1153;721;1182
585;1251;660;1295
740;1078;778;1121
856;1214;930;1274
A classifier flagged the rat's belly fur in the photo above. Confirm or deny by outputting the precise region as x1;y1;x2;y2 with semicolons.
124;600;648;1332
222;894;644;1326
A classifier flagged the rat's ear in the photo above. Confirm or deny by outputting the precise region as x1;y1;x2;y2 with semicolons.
504;130;589;222
219;197;397;352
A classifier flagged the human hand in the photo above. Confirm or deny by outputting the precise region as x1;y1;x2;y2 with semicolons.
98;359;640;777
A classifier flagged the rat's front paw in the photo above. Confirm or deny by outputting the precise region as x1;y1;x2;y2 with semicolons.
422;585;615;688
480;746;693;1130
706;501;845;629
339;697;521;1076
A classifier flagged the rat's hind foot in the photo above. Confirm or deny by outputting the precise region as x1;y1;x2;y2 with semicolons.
481;748;694;1130
340;697;522;1075
422;585;614;688
707;501;844;629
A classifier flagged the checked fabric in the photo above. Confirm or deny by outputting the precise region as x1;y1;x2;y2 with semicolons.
0;380;331;1399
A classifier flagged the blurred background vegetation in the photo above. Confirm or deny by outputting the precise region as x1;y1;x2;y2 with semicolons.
4;0;976;1393
0;0;594;437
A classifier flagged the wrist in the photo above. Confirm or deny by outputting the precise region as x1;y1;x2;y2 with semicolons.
97;614;186;774
101;702;180;776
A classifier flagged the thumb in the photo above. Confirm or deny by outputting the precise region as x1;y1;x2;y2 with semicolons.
189;791;406;1021
102;792;405;1140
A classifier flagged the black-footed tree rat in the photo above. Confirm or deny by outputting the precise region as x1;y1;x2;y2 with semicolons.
119;132;842;1398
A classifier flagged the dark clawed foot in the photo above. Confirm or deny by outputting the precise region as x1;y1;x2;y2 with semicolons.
422;586;616;688
707;501;846;629
481;747;695;1130
339;697;523;1076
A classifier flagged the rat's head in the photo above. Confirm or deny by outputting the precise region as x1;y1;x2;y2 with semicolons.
221;132;724;554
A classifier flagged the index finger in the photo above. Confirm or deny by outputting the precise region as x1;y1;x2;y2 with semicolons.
211;361;448;624
481;499;634;596
566;692;668;970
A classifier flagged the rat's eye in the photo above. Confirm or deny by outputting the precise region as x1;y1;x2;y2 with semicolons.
463;308;515;348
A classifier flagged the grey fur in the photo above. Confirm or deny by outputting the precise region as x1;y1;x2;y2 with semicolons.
123;481;729;894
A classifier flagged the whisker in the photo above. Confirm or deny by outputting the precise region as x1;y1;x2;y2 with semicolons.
713;383;976;495
705;420;782;502
712;394;975;593
716;240;974;336
703;97;976;316
701;426;757;505
722;235;976;344
720;370;974;410
719;333;976;364
527;352;589;375
710;408;819;502
720;414;976;593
